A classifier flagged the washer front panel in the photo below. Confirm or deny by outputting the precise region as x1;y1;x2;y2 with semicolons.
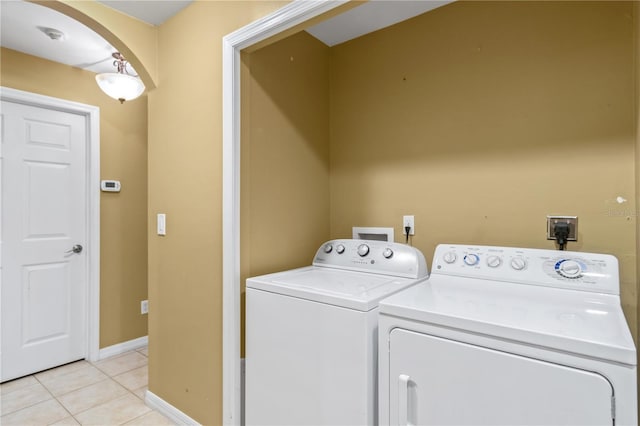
246;288;377;425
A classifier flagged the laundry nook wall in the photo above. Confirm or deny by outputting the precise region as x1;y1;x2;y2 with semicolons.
243;0;637;342
329;1;637;339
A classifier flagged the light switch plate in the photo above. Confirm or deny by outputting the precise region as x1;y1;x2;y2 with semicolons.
157;214;166;236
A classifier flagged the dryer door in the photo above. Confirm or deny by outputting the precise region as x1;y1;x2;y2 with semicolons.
388;329;613;426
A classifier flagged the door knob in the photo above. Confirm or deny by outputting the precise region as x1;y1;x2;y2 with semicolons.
66;244;83;254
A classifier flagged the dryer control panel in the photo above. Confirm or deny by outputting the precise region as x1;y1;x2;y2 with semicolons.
313;239;429;280
432;244;619;295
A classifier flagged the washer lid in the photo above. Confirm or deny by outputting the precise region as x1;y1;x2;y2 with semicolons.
379;275;636;365
247;266;422;311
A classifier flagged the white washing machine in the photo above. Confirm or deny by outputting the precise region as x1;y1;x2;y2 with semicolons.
378;244;637;426
245;239;428;426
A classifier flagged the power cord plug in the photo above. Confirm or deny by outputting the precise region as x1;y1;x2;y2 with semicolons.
554;222;571;251
405;225;411;244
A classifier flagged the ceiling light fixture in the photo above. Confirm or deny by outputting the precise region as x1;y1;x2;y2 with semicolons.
38;26;66;41
95;52;145;104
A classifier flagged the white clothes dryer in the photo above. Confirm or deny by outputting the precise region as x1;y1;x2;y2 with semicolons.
379;244;637;426
245;239;428;426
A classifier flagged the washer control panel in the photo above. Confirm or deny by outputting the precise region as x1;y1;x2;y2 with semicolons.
433;244;619;295
313;239;429;279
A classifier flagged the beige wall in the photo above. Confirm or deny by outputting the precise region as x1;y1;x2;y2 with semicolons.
241;31;331;353
148;2;287;424
0;47;149;348
330;1;638;338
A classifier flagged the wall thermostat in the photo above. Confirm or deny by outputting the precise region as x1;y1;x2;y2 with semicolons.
101;180;121;192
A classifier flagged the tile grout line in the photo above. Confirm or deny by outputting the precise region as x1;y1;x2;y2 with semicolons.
73;354;149;424
0;380;56;418
34;364;91;425
0;374;73;424
91;350;148;378
79;350;150;425
1;348;162;425
38;362;108;397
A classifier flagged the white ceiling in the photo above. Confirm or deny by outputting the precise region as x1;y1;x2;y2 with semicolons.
0;0;192;74
306;0;452;47
0;0;451;75
95;0;193;26
1;0;117;73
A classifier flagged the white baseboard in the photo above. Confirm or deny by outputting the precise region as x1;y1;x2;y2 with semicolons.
241;358;245;426
98;335;148;360
145;390;201;425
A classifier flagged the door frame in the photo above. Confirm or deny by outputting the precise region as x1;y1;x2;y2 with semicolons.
221;1;347;423
0;86;101;363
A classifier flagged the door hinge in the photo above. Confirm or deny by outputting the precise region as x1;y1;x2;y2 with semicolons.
611;395;616;421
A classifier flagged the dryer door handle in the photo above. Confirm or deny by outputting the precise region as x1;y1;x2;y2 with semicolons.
398;374;412;425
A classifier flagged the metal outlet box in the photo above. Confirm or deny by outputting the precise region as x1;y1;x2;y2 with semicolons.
547;216;578;241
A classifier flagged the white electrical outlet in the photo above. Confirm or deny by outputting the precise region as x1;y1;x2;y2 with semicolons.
141;300;148;315
403;215;415;235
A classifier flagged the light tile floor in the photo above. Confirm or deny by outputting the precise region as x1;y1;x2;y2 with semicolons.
0;347;176;425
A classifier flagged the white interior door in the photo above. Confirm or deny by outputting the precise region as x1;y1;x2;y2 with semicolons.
1;99;88;382
388;329;614;426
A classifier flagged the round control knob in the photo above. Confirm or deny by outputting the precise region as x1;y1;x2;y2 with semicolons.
323;244;333;254
463;254;480;266
442;252;457;264
510;257;527;271
557;260;582;278
336;244;345;254
382;248;394;259
486;255;502;268
357;244;370;257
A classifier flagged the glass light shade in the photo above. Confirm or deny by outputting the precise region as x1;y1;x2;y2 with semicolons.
95;72;145;103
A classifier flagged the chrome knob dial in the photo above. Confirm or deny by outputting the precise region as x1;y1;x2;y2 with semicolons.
382;248;394;259
336;244;345;254
323;244;333;254
357;244;370;257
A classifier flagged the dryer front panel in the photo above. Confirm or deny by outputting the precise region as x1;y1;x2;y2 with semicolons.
388;329;613;425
